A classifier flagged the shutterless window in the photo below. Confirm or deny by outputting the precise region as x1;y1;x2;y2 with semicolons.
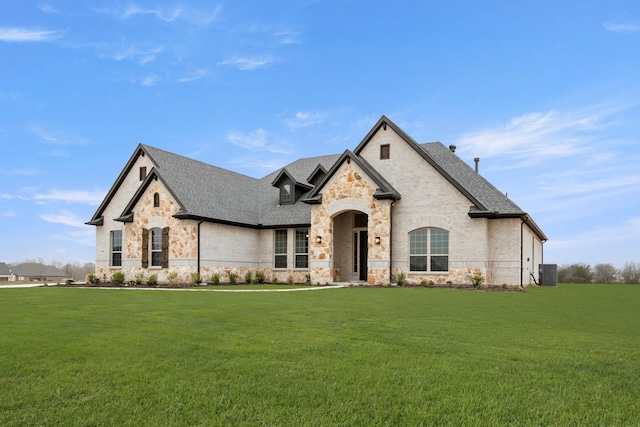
280;182;293;204
409;228;449;272
139;166;147;181
153;192;160;208
111;230;122;267
274;229;288;269
380;144;390;160
151;228;163;267
295;228;309;269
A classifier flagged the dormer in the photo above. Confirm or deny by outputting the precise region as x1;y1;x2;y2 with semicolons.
307;164;328;188
271;168;313;205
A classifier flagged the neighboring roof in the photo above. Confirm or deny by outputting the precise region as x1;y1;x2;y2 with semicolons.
0;262;11;275
11;263;68;278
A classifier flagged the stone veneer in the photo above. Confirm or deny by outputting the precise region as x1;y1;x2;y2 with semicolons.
310;162;392;285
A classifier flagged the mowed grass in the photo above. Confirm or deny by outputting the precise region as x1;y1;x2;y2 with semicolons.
1;285;639;426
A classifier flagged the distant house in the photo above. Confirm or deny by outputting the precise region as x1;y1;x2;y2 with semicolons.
11;263;69;282
87;116;547;286
0;262;13;281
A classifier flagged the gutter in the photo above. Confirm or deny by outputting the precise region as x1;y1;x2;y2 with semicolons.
389;201;394;284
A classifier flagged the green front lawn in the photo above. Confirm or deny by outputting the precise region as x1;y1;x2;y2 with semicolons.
1;284;639;425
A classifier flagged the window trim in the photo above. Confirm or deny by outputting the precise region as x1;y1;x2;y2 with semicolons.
409;227;449;273
151;228;163;267
274;229;288;269
111;230;122;267
295;228;309;269
280;181;294;205
380;144;390;160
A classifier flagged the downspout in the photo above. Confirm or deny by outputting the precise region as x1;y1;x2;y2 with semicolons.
389;201;394;284
197;219;204;276
520;216;529;288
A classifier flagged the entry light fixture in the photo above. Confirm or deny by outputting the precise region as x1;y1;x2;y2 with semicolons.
316;236;322;244
375;236;381;245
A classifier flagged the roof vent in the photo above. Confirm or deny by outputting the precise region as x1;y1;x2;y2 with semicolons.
474;157;480;172
449;144;456;153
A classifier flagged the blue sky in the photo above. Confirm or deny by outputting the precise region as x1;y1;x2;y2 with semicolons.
1;1;639;267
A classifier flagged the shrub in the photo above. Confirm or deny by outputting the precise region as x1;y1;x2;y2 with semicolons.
287;275;294;285
471;274;484;288
255;271;265;284
394;272;406;286
191;272;202;285
428;280;435;286
244;271;253;284
305;273;311;284
86;273;96;284
94;278;101;284
134;272;145;285
228;272;238;285
111;272;125;284
211;273;220;285
147;274;158;287
272;276;279;284
168;271;180;287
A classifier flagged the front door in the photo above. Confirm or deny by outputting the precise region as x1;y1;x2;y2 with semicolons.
354;230;368;281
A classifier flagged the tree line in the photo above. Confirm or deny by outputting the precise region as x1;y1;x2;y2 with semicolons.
558;262;640;284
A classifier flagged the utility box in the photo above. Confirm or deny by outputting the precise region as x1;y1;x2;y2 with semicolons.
539;264;558;287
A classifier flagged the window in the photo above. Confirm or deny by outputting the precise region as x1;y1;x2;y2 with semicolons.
153;192;160;208
274;229;288;268
140;166;147;181
380;144;390;160
280;182;293;204
354;213;368;228
409;228;449;272
295;228;309;269
151;228;163;267
111;230;122;266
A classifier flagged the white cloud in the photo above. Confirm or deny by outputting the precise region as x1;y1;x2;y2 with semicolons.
29;126;90;145
41;211;86;228
139;74;160;86
0;27;63;42
1;211;16;217
285;111;326;129
275;30;301;44
603;21;640;32
455;105;627;169
228;129;267;150
545;217;640;266
221;55;276;70
33;190;105;205
37;3;59;14
112;46;165;64
177;68;208;82
109;3;222;26
1;168;39;176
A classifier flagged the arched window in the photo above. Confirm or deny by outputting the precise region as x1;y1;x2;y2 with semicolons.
153;192;160;208
409;228;449;272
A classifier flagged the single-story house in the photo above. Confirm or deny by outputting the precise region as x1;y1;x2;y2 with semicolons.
87;116;547;286
10;263;70;282
0;262;13;281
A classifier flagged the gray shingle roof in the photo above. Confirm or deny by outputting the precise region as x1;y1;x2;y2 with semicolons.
89;115;544;240
141;145;340;227
419;142;524;215
0;262;11;275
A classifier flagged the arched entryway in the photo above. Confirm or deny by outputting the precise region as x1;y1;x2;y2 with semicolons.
333;210;368;282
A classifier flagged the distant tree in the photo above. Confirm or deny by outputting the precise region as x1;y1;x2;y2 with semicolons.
621;261;640;284
593;263;617;284
557;263;593;283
